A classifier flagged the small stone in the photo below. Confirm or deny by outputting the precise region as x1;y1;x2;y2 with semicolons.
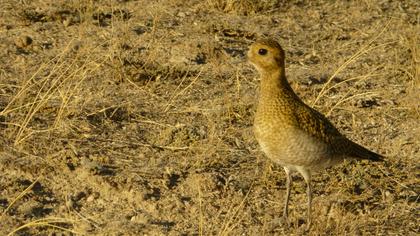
86;192;99;202
15;35;33;48
63;17;72;27
177;12;186;18
65;195;75;210
130;214;148;224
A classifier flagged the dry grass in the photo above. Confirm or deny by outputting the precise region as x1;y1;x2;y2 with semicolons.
207;0;282;15
0;0;418;235
6;217;79;236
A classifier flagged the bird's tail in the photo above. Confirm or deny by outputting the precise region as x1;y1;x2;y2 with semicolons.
348;140;384;161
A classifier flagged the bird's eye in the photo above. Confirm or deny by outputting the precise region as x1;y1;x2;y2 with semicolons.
258;48;268;55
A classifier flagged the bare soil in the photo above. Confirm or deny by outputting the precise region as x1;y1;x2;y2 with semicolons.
0;0;419;235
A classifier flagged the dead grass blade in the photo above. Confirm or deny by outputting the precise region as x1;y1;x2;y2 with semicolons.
164;69;203;112
327;91;377;116
7;217;80;236
325;67;381;116
2;40;105;145
312;21;393;106
197;180;204;236
218;183;253;236
2;177;40;216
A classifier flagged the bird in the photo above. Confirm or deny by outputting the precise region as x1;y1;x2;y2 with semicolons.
247;38;383;228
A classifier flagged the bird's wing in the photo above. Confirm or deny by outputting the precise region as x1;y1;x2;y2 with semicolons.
293;102;343;145
294;103;383;161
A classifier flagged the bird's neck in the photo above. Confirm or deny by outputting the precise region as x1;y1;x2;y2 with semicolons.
259;68;295;101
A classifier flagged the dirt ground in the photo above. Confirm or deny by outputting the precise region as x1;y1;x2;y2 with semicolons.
0;0;419;235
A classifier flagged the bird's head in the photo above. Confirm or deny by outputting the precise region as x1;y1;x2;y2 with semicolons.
247;39;285;75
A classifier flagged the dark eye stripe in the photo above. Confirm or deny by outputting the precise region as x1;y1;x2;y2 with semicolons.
258;48;268;55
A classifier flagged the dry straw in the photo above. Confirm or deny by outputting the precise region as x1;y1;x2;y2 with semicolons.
312;21;394;107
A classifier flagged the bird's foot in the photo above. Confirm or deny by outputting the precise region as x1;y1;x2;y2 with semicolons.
267;216;289;230
281;214;290;227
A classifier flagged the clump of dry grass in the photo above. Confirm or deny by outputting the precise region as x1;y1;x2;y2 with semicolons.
312;22;390;104
6;217;79;236
206;0;280;15
401;30;420;118
0;41;104;146
311;21;399;117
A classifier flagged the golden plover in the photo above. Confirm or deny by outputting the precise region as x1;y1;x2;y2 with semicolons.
247;39;383;228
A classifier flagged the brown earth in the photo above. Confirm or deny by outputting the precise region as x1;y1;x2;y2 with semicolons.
0;0;419;235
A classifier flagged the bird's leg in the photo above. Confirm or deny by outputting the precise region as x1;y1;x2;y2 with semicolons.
297;167;312;230
283;167;292;222
306;179;312;230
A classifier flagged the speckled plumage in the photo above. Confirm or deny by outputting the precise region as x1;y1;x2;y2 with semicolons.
248;39;383;228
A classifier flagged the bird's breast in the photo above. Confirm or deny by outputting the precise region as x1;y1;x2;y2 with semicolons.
254;111;334;169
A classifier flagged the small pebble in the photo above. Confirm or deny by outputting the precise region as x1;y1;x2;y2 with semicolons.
63;17;72;27
15;35;33;48
86;192;100;202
